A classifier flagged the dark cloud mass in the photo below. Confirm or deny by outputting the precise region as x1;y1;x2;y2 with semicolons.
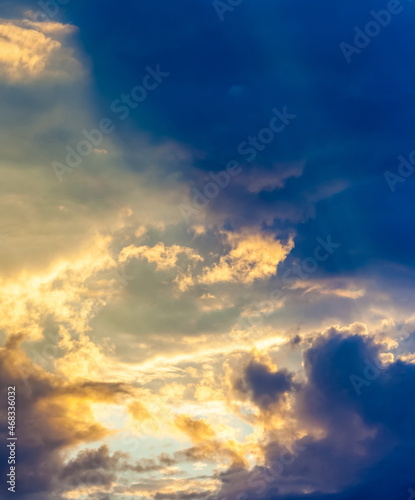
235;361;294;409
62;0;415;270
213;330;415;500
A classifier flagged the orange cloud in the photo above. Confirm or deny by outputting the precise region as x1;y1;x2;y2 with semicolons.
0;337;131;499
0;19;81;83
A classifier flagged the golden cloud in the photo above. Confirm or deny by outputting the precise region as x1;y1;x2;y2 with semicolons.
174;415;248;467
200;230;294;284
0;19;82;83
0;339;131;498
119;242;202;271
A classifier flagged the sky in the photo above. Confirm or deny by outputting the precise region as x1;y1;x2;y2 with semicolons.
0;0;415;499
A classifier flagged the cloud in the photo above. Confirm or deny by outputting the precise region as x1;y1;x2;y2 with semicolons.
0;339;132;499
234;162;305;194
127;453;176;473
60;445;126;495
211;327;415;499
120;242;202;271
287;278;367;299
175;416;216;443
154;492;210;500
200;231;294;284
234;359;294;410
174;416;247;468
0;18;82;83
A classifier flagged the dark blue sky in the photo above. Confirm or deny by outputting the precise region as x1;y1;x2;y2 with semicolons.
57;0;415;273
